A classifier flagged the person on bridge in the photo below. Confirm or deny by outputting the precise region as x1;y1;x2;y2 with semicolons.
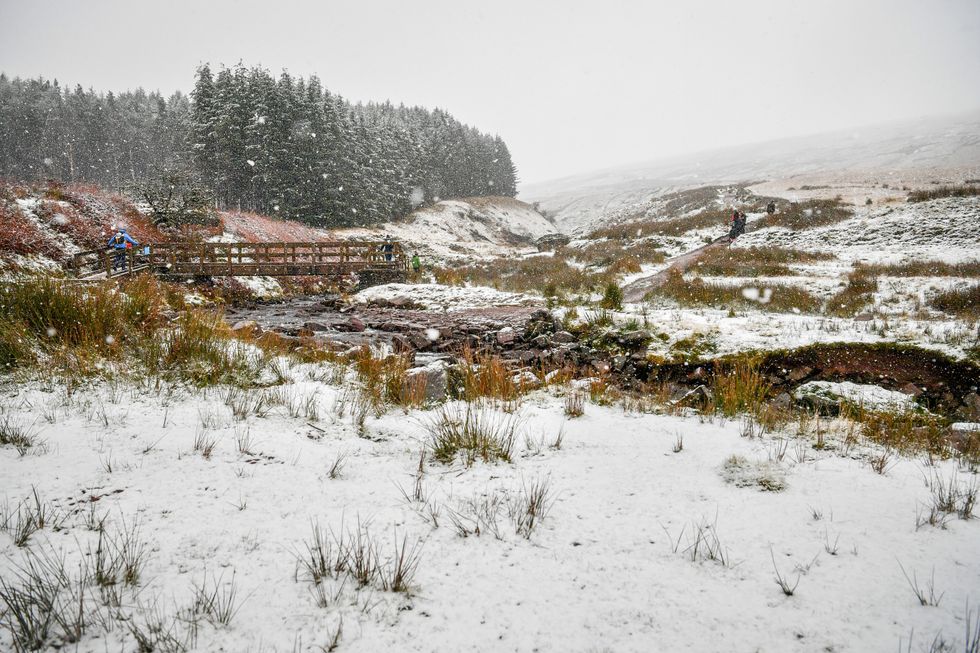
411;252;421;273
382;236;394;263
766;200;777;215
107;228;140;271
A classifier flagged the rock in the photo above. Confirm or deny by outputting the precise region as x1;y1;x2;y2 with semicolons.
512;369;542;389
552;330;576;343
406;361;448;401
958;392;980;421
302;321;330;332
408;331;432;349
794;387;842;416
518;350;539;363
675;385;713;408
770;392;793;410
949;423;980;454
497;327;516;345
532;334;551;348
900;382;923;397
390;333;413;354
231;320;261;335
389;296;411;307
297;328;315;338
787;366;813;383
854;313;874;322
616;330;651;351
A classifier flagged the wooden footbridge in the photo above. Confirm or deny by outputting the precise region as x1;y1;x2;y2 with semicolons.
71;241;408;280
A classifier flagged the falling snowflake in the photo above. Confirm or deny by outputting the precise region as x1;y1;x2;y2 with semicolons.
105;335;115;344
46;327;57;337
426;328;440;341
247;160;256;167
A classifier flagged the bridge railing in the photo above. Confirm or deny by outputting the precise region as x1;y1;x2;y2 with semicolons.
72;241;407;278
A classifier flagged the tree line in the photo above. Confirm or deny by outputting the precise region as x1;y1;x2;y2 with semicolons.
0;66;518;227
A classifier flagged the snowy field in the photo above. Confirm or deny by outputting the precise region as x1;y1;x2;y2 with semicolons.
2;370;979;652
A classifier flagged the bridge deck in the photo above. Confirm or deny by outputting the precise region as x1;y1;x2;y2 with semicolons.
72;241;408;279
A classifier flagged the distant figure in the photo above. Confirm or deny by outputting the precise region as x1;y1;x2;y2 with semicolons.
411;252;421;273
728;211;747;243
107;228;139;271
766;201;776;215
382;236;394;263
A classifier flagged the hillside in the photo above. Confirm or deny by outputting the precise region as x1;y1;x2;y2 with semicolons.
0;182;556;271
334;196;558;261
522;110;980;233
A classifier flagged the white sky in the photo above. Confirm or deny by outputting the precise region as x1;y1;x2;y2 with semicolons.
1;0;978;185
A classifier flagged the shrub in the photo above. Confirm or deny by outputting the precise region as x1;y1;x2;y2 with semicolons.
427;403;520;466
600;282;624;310
929;284;980;319
712;358;771;416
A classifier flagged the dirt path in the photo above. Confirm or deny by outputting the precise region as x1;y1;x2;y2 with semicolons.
622;216;765;302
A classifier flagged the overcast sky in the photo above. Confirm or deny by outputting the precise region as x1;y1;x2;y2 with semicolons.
2;0;978;185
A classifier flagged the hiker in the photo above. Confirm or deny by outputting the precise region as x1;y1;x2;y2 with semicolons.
728;210;747;243
411;252;421;273
766;201;776;215
107;228;139;271
382;236;394;263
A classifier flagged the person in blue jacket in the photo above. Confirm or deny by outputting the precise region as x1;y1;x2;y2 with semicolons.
107;228;139;271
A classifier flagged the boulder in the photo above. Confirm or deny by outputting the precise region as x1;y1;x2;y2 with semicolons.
787;366;813;382
512;369;543;390
675;385;714;408
900;382;923;397
406;361;449;402
231;320;262;336
496;327;516;345
958;392;980;421
302;321;330;332
552;330;576;343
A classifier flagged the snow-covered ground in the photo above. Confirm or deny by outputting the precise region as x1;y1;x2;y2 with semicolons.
354;282;541;311
737;197;980;264
2;369;979;652
604;303;977;360
335;197;556;262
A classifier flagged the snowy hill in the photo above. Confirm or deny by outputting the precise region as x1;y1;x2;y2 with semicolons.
335;196;558;261
522;110;980;233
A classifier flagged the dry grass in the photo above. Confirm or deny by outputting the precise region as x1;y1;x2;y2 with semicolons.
825;271;877;317
452;348;523;403
434;255;610;299
854;260;980;278
651;269;823;313
755;198;852;231
906;184;980;203
929;284;980;319
712;358;772;417
426;403;520;467
697;247;835;277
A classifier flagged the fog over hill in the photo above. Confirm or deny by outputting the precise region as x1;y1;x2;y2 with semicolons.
521;110;980;233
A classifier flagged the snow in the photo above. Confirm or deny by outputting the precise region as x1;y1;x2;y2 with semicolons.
353;282;541;311
794;381;919;411
2;376;978;651
735;198;980;264
335;197;557;262
233;275;283;299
